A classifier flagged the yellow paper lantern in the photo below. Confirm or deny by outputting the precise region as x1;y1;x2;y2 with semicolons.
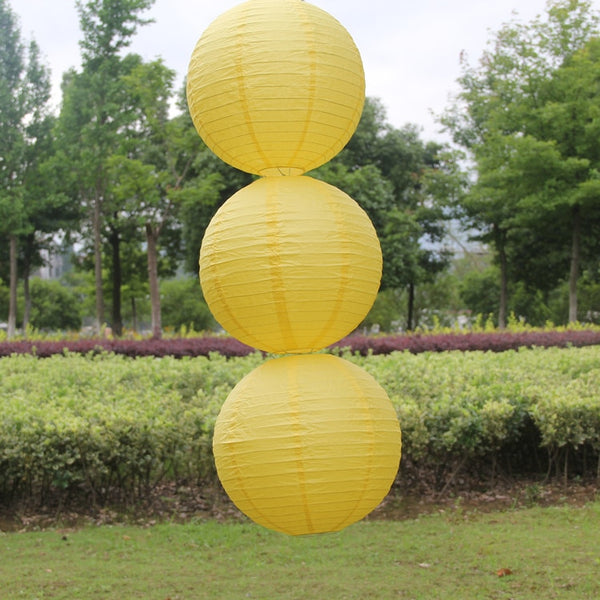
199;176;382;354
213;353;402;536
186;0;365;175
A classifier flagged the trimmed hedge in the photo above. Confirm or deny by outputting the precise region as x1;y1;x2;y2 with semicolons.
0;336;256;359
1;328;600;358
0;352;263;506
336;328;600;355
0;346;598;507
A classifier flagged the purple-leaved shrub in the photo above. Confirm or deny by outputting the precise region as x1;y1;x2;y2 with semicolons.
0;329;599;358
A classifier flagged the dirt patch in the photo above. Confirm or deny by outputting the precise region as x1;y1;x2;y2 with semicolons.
369;479;599;521
1;478;597;532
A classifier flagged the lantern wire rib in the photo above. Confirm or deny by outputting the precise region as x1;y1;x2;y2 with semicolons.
215;437;282;534
283;0;317;173
306;182;354;351
287;355;315;534
265;182;296;349
232;3;271;171
199;213;259;347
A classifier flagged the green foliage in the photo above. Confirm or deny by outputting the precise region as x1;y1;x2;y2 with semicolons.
312;99;453;330
509;283;554;327
354;350;532;462
0;1;72;336
0;351;263;503
459;266;499;320
0;346;599;506
363;272;462;332
578;271;600;323
0;276;82;333
159;278;216;332
56;0;159;332
361;289;404;332
28;278;82;331
444;0;600;326
0;277;8;322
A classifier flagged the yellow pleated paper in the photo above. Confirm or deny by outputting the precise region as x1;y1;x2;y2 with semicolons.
213;354;402;536
188;0;402;536
199;176;382;354
187;0;365;175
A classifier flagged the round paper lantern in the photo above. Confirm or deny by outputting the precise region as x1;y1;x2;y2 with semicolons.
186;0;365;176
213;354;402;536
199;176;382;354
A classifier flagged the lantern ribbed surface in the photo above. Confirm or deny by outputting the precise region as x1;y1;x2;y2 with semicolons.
213;354;402;536
199;176;382;354
187;0;402;535
186;0;365;175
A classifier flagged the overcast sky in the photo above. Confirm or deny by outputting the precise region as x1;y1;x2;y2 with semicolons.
13;0;599;143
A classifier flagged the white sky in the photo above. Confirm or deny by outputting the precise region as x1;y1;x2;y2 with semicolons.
13;0;599;143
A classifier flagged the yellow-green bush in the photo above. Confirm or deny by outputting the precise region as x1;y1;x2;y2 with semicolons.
0;346;598;505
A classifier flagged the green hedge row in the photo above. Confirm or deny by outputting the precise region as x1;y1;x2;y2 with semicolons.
352;348;600;485
0;347;598;506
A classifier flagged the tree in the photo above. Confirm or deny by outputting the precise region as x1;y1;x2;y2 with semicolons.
105;71;251;337
0;1;60;337
29;278;82;331
452;137;518;328
160;278;215;332
171;93;253;277
315;99;453;330
377;129;453;329
530;36;600;322
0;0;23;338
56;0;154;334
443;0;600;325
108;62;237;338
460;266;500;321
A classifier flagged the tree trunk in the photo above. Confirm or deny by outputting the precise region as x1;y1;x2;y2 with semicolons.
110;225;123;337
131;296;137;333
22;233;34;334
22;261;31;335
568;205;581;324
495;224;508;329
7;235;18;339
93;196;104;334
406;281;415;331
146;223;162;339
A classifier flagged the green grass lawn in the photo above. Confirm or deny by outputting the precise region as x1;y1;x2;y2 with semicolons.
1;502;599;599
